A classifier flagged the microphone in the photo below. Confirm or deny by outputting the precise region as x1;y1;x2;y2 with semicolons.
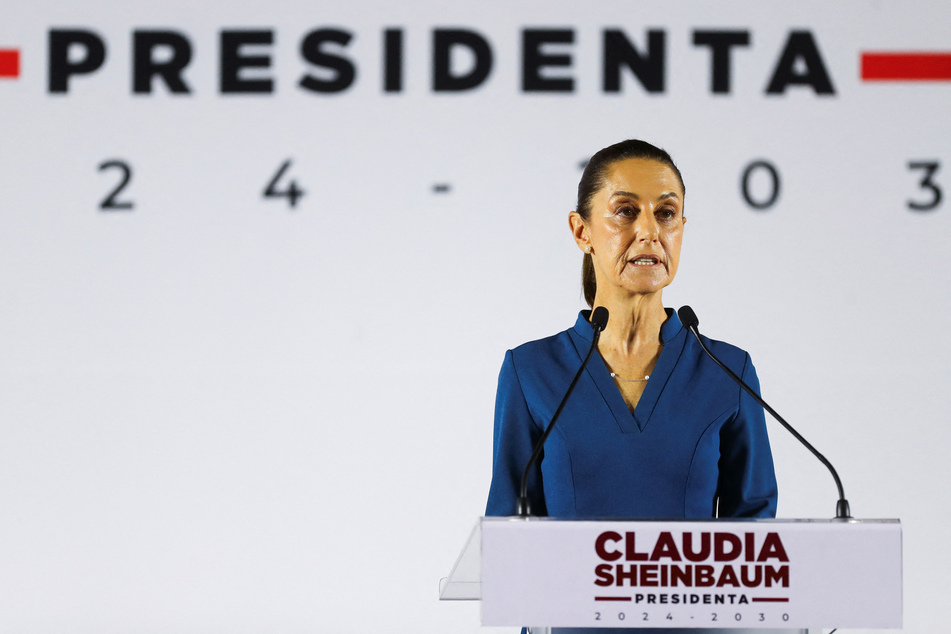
678;305;700;329
516;306;609;517
590;305;609;332
677;306;852;519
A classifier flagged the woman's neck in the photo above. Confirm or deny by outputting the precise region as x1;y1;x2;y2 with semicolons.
592;291;667;355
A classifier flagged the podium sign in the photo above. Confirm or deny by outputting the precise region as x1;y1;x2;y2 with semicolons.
464;518;901;629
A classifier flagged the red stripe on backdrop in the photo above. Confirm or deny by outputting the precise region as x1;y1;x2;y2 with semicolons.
0;49;20;78
861;52;951;81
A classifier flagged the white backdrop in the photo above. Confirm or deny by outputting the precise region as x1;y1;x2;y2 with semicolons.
1;1;949;632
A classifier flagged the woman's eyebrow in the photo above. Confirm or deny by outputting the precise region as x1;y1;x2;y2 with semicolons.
610;190;680;200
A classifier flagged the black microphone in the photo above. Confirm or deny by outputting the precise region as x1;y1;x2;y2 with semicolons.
516;306;609;517
590;305;609;332
677;306;852;519
678;305;700;329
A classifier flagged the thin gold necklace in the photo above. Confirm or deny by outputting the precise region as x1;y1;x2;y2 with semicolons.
610;372;649;383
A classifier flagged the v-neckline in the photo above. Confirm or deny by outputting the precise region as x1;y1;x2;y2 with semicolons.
569;308;687;434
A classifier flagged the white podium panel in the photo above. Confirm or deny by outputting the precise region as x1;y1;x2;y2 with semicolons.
460;517;901;630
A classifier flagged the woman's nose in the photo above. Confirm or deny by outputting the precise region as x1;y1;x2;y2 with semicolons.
634;210;659;241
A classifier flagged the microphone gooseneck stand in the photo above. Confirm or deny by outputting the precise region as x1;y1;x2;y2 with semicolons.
677;305;852;520
516;306;609;518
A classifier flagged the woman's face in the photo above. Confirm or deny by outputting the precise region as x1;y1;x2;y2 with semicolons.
571;158;685;299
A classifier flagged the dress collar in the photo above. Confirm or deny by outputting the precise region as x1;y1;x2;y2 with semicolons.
573;307;683;344
570;307;686;433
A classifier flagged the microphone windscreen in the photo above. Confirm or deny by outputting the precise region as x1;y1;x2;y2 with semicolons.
591;306;609;331
678;305;700;329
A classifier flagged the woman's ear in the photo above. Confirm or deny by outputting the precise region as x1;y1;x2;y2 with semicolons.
568;211;590;253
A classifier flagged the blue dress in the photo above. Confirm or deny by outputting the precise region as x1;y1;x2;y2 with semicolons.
486;309;777;519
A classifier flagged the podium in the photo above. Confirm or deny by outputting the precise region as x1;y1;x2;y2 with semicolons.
440;517;901;632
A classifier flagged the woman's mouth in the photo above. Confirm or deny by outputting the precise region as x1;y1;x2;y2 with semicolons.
630;255;661;266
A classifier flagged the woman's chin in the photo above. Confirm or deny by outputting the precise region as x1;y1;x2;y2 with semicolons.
613;274;672;296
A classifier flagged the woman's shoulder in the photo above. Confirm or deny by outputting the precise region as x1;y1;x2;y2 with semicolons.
700;333;752;358
502;314;591;376
497;327;582;399
688;332;757;380
508;327;577;366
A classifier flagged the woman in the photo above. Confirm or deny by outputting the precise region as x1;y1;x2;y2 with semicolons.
486;139;777;519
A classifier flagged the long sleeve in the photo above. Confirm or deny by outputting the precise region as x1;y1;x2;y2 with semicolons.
715;353;778;518
485;350;547;516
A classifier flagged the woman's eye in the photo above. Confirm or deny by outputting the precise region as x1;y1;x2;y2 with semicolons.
617;205;637;217
657;208;677;220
